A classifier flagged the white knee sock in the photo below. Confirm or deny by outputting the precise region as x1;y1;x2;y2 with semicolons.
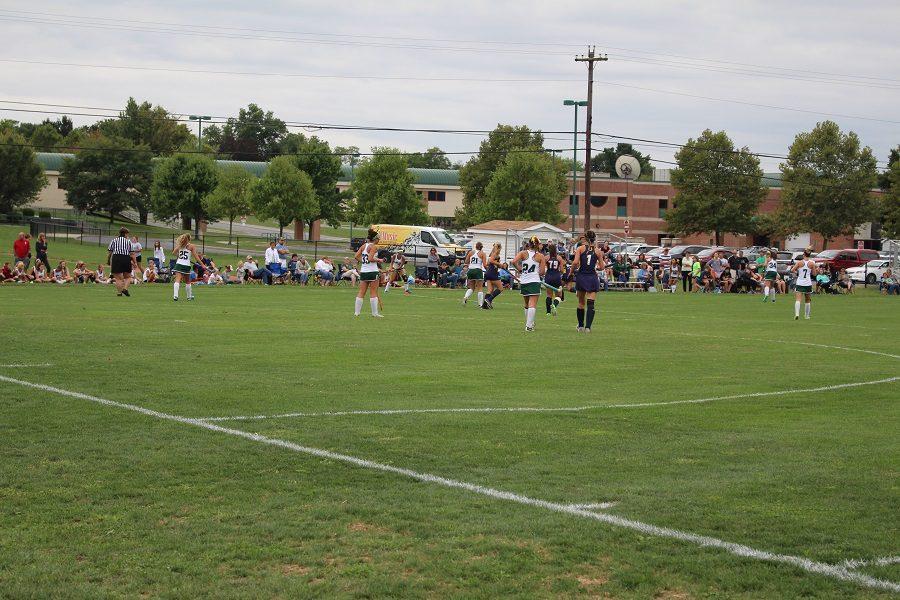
173;281;180;298
354;297;363;315
805;302;811;318
370;298;379;315
794;300;801;317
464;289;473;301
477;291;484;306
764;287;769;298
384;282;390;292
526;307;535;328
185;284;192;298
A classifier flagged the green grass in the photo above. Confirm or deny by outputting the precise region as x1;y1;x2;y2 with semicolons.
0;284;897;598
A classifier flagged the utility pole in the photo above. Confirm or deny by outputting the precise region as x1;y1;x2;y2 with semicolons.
575;46;607;232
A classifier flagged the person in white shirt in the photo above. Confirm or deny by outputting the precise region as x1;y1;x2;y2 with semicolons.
264;241;281;271
207;270;224;285
142;262;157;283
339;257;360;285
315;257;335;285
153;241;166;269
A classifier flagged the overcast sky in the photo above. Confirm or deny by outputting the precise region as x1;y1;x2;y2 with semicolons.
1;1;897;172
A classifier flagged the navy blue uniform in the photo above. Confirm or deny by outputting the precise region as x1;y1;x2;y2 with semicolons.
485;257;500;281
545;258;563;288
575;246;600;293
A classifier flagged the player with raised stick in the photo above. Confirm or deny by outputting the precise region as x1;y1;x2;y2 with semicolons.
511;236;547;332
354;228;385;318
384;250;407;294
570;230;605;333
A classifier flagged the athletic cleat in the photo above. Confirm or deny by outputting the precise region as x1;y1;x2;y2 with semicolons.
187;297;194;301
173;297;178;301
546;312;551;317
373;313;385;318
584;328;591;333
794;315;799;320
551;306;558;316
122;289;130;297
525;325;534;332
463;298;467;305
804;316;810;320
576;326;584;333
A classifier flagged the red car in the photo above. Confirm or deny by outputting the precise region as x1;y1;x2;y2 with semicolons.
812;248;880;271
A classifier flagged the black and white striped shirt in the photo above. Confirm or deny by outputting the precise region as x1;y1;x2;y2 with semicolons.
108;236;133;255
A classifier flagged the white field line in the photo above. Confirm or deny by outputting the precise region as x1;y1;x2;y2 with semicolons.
841;556;900;570
0;363;54;368
566;502;619;511
194;377;900;422
682;333;900;361
1;375;898;593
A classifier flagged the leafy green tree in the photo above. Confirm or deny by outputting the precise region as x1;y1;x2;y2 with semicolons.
251;156;317;236
778;121;878;249
61;135;153;223
219;104;286;161
590;144;653;179
41;116;73;137
98;98;192;155
473;152;566;225
408;146;452;169
284;134;346;231
205;165;255;243
666;129;767;245
879;147;898;191
458;125;545;226
880;159;900;240
151;154;219;235
351;150;427;225
334;145;361;165
30;123;63;151
0;130;47;213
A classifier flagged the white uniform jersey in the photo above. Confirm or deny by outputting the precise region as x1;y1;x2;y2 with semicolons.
795;260;814;287
360;243;380;273
469;251;484;269
392;255;403;269
766;259;778;273
175;247;192;267
519;251;541;284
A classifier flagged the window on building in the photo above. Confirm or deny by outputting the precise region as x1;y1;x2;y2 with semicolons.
427;190;446;202
616;196;627;217
658;198;668;218
415;190;423;197
569;194;578;207
590;195;607;208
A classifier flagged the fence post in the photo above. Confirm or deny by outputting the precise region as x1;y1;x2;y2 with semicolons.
236;237;239;258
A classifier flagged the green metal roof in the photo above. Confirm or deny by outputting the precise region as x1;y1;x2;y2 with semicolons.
36;152;74;171
339;164;459;186
36;152;460;185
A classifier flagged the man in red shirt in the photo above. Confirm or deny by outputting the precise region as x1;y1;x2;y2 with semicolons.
13;232;31;269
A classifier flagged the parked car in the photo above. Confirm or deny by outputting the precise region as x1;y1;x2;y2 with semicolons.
628;245;660;264
696;247;735;266
775;250;818;276
741;245;773;263
846;259;893;284
666;244;710;262
812;248;881;271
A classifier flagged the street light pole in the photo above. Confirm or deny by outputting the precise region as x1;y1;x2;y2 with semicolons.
189;115;212;152
348;152;360;246
575;47;608;232
563;99;587;233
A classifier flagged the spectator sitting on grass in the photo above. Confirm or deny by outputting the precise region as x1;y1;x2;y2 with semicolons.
437;261;451;287
733;265;759;293
315;256;335;285
719;268;733;293
292;255;310;285
52;260;72;284
30;259;50;283
207;269;224;285
881;269;899;295
613;255;630;283
339;257;360;285
142;261;158;283
816;269;834;294
837;269;854;294
13;261;32;282
637;262;653;291
73;261;96;283
96;264;110;284
1;262;14;282
774;273;787;295
242;256;272;285
445;259;464;289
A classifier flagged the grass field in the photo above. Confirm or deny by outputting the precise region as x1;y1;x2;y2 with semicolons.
1;284;897;598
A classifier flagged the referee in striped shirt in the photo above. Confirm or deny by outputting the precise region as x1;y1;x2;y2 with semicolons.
107;227;137;297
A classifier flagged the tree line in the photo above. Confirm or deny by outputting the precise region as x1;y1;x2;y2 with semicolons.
0;98;897;245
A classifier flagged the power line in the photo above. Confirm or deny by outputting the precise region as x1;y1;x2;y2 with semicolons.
1;8;896;86
1;59;895;125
